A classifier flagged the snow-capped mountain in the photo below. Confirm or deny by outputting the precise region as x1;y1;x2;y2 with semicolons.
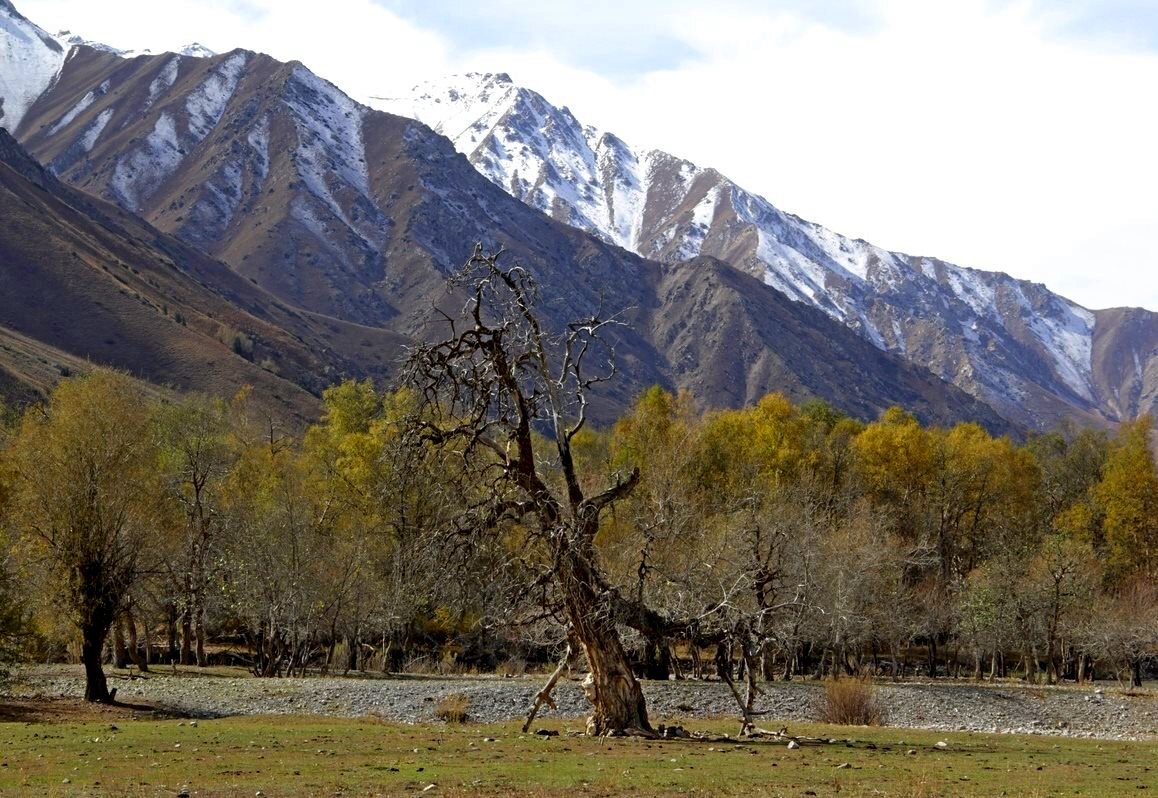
374;73;1157;429
1;0;1151;430
55;32;216;60
0;0;66;131
0;0;1015;431
0;0;212;132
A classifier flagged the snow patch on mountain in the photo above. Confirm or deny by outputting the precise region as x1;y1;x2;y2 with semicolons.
109;111;181;210
185;159;243;243
55;31;120;55
246;114;269;181
284;66;371;227
598;134;646;248
53;34;216;60
146;57;181;108
48;78;109;135
946;267;998;318
78;106;113;152
185;51;246;142
0;3;65;131
1025;293;1096;401
178;43;214;59
375;73;660;252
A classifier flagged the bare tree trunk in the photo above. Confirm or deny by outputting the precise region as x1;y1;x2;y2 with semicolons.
166;601;179;664
112;620;129;669
180;603;194;666
82;622;113;703
195;603;207;667
561;550;651;736
125;607;147;671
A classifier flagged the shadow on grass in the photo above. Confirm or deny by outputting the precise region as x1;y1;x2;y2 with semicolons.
0;696;207;724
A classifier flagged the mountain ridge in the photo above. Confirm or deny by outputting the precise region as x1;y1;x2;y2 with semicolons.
0;1;1074;433
374;72;1157;430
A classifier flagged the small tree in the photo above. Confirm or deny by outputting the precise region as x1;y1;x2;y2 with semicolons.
156;394;236;666
5;371;158;702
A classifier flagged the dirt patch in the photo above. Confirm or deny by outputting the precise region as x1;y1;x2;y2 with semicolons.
0;696;187;724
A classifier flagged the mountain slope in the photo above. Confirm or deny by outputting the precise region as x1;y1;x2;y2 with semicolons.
375;73;1158;430
0;127;413;417
0;4;1018;431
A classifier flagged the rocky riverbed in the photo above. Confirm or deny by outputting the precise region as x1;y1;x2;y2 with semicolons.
7;666;1157;741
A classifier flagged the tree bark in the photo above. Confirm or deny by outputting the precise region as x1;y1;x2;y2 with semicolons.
560;548;651;736
195;604;207;667
82;623;113;703
166;602;179;664
113;620;129;669
126;609;148;672
180;602;194;666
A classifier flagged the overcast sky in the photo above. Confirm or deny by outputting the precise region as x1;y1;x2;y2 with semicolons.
19;0;1158;311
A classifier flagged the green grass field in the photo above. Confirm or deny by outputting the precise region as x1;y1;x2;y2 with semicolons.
1;706;1154;797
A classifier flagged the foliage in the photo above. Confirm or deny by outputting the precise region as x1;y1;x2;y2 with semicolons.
3;371;159;701
1095;416;1158;581
0;356;1156;702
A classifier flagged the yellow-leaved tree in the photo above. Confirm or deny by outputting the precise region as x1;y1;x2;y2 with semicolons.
1095;416;1158;582
4;371;160;702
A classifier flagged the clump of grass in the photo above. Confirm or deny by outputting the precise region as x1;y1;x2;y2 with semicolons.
818;677;884;726
434;692;472;724
495;657;527;678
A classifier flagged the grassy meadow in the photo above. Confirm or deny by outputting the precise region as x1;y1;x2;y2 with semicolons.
0;702;1154;797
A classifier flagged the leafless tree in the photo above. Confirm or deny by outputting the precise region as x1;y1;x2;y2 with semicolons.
406;245;655;735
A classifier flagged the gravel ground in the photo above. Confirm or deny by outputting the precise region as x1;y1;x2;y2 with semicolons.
7;666;1157;741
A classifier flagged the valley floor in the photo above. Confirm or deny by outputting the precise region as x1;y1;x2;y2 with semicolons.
6;665;1156;741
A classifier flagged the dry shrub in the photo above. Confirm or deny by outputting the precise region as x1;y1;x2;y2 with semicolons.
434;692;472;724
495;657;527;678
818;677;884;726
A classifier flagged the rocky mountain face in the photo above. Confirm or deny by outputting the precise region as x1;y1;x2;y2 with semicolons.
0;2;1028;431
0;127;389;418
376;73;1158;431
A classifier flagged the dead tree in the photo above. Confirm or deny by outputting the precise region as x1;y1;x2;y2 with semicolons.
407;245;652;735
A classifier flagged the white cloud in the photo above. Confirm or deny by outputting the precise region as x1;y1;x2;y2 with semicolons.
17;0;1158;310
20;0;454;99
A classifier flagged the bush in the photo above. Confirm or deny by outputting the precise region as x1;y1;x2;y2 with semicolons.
818;677;884;726
434;692;472;724
495;657;527;677
0;559;28;688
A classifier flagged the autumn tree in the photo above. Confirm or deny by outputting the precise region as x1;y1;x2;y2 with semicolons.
1095;417;1158;582
303;381;464;673
221;433;345;677
156;393;237;666
4;371;159;702
1026;534;1100;683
